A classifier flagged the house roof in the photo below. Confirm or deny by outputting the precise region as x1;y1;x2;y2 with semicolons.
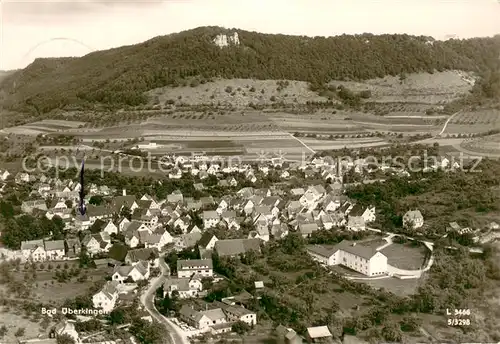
336;241;382;260
113;265;134;277
202;210;219;219
200;308;226;322
348;204;365;216
163;277;191;291
133;260;149;276
65;237;80;247
111;195;136;211
87;204;113;217
125;247;158;262
177;259;213;270
200;196;214;205
221;210;236;218
261;196;280;207
299;223;319;234
21;239;44;251
179;304;199;319
22;199;47;208
44;240;65;251
99;280;119;300
306;244;337;258
290;188;305;195
181;231;202;247
307;325;332;339
254;206;272;215
137;200;153;208
214;238;261;257
311;185;326;195
90;219;107;231
198;232;217;248
307;240;384;261
348;216;365;227
125;220;147;232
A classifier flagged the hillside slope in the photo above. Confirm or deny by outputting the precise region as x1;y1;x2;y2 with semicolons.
1;27;500;113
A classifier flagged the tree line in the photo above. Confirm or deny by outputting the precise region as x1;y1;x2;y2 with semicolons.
1;27;499;113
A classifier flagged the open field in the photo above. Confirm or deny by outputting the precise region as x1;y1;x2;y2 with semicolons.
146;78;331;107
1;119;86;135
328;70;475;104
461;134;500;151
443;109;500;135
457;134;500;157
449;109;500;126
3;106;499;165
301;137;390;151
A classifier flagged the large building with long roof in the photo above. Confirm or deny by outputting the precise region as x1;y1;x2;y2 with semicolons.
306;240;387;277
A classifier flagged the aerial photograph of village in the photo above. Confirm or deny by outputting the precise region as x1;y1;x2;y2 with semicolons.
0;1;499;344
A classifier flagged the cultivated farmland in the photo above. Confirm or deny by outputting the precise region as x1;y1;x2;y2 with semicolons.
1;119;86;135
443;109;500;135
459;134;500;156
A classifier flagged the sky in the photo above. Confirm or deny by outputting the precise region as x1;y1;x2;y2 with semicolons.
1;0;500;70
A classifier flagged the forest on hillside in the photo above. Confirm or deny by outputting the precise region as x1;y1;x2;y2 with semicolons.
1;27;500;113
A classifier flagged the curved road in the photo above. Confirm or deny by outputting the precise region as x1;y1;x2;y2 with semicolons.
436;110;461;137
140;258;190;344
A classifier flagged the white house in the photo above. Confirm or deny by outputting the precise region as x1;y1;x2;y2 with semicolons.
82;233;111;255
322;195;344;212
306;241;387;277
403;210;424;229
202;211;220;229
44;240;66;260
177;259;213;278
54;320;81;344
102;220;118;235
143;228;173;250
220;304;257;326
21;239;46;261
179;305;227;330
349;204;376;224
125;247;160;267
198;233;218;251
163;275;203;299
347;216;366;232
117;217;131;232
112;261;150;283
0;169;10;181
92;280;119;313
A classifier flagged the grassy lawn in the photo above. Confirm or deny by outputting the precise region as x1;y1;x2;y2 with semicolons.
381;243;428;270
358;238;388;250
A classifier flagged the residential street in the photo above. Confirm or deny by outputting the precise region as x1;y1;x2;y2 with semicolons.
140;257;190;344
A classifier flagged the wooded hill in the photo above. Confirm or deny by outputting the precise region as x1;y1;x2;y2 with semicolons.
1;26;500;113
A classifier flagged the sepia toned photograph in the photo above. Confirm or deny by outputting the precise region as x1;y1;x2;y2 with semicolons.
0;1;499;344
